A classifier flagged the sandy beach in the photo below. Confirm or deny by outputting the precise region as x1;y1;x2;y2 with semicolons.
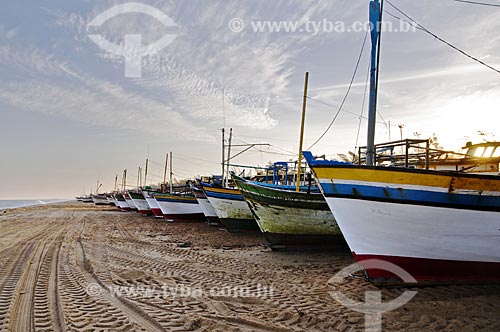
0;202;499;331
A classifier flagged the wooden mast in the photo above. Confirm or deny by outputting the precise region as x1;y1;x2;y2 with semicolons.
163;153;169;192
366;0;383;166
123;169;127;192
296;72;309;192
169;151;173;194
221;128;225;185
144;159;149;188
225;128;233;187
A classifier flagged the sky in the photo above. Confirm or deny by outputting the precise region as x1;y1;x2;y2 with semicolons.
1;0;499;199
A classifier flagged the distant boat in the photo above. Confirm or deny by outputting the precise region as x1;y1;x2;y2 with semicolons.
91;194;109;205
192;185;219;224
303;0;500;283
235;177;343;249
81;195;93;203
105;193;116;205
154;190;205;222
128;190;152;215
201;183;259;232
123;192;137;211
142;190;164;218
113;193;130;211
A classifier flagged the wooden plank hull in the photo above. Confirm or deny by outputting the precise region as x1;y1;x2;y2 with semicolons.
304;151;500;282
236;180;343;248
201;185;258;231
154;194;204;222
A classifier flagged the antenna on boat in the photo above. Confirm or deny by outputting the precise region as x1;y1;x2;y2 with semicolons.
296;71;309;192
114;174;118;192
366;0;384;166
225;128;233;187
169;151;173;194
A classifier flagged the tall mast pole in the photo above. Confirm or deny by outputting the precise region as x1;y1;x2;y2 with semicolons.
366;0;383;166
296;71;309;192
169;151;173;194
144;158;149;187
114;175;118;192
123;169;127;191
225;128;233;187
163;153;169;192
221;128;225;184
137;167;141;188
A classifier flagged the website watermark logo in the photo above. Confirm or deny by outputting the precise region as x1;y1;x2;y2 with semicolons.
228;18;417;35
87;2;177;78
328;259;418;332
85;282;276;299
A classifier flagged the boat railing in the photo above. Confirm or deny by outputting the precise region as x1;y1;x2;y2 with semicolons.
357;139;468;169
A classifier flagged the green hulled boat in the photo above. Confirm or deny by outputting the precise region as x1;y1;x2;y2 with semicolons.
234;178;345;249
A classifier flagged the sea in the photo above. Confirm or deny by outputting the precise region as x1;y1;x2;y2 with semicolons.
0;199;70;210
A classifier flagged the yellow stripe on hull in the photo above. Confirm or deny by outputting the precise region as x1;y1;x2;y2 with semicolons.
203;187;241;195
313;166;500;192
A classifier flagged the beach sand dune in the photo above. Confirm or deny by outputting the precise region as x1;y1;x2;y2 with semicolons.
0;202;499;331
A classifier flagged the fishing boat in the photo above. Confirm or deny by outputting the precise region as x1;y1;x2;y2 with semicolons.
234;176;343;249
142;190;164;218
113;193;130;211
152;152;205;222
81;195;94;203
192;184;220;224
105;193;116;206
128;190;152;215
154;191;205;222
91;194;109;205
303;0;500;282
201;183;259;231
123;192;137;211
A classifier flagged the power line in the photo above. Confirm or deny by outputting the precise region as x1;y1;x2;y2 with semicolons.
307;31;368;150
452;0;500;7
386;0;500;75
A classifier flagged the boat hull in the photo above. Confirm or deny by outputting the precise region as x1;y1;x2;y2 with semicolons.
192;187;220;224
325;196;500;281
236;180;343;248
92;196;109;205
154;194;204;222
129;192;152;215
124;198;137;211
304;152;500;282
202;186;258;231
143;192;164;218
